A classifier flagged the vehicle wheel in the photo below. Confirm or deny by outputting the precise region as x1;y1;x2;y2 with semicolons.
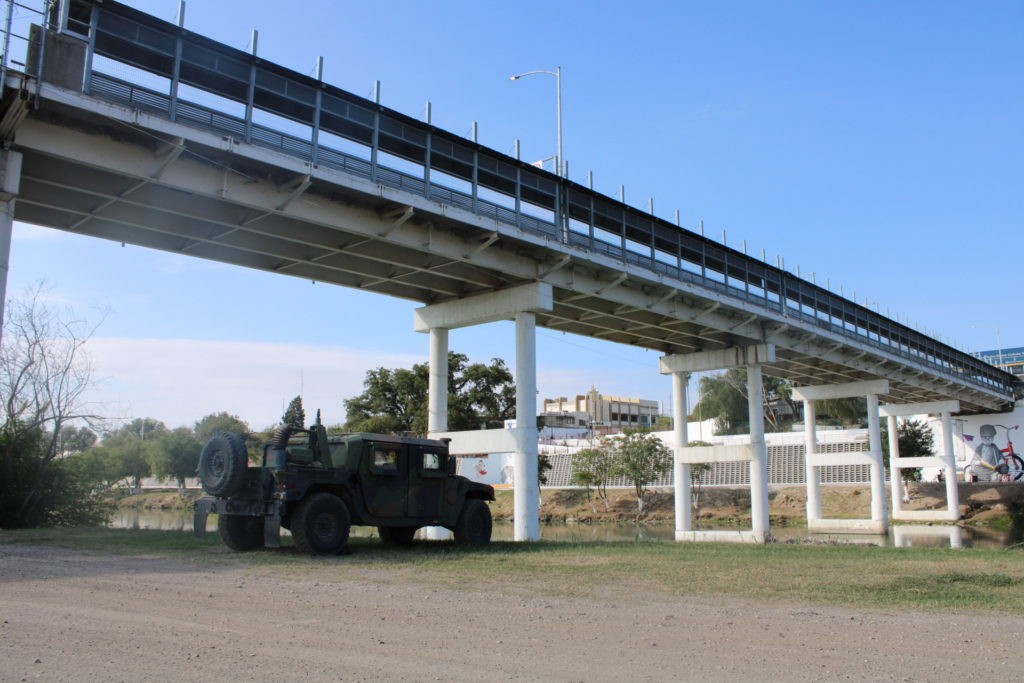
454;499;492;546
292;492;351;555
378;526;418;546
217;514;264;551
1010;454;1024;481
198;432;248;497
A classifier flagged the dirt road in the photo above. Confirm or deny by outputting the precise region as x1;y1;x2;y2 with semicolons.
1;543;1022;681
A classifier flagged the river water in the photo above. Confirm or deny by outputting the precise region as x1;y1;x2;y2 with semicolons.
110;509;1020;549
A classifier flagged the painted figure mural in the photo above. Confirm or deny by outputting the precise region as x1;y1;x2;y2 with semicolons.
964;424;1024;482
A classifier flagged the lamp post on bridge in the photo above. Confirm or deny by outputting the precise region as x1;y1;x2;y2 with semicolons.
509;66;563;177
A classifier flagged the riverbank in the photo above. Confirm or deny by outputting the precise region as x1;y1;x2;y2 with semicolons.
120;482;1024;532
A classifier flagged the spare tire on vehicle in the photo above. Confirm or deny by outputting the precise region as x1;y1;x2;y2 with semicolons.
198;431;248;497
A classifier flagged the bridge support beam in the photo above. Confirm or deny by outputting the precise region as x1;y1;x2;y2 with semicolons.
421;327;452;540
880;400;961;522
514;311;539;541
671;371;691;535
661;344;775;543
415;283;552;542
793;380;890;534
0;151;22;347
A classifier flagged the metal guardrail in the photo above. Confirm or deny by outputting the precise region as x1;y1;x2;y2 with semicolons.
6;0;1016;400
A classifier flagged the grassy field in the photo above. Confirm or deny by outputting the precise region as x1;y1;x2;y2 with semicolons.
2;526;1022;614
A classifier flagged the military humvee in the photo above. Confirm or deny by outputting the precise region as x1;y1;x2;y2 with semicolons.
193;415;495;555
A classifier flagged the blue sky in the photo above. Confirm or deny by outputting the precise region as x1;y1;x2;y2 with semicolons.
7;0;1023;429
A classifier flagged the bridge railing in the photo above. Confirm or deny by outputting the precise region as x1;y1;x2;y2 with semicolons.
15;0;1016;400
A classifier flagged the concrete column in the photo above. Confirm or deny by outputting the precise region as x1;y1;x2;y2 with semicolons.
424;327;450;540
427;327;448;435
866;393;888;528
0;150;22;347
940;411;960;517
887;414;904;515
514;312;539;541
747;364;769;539
803;399;821;521
672;371;691;534
0;198;12;344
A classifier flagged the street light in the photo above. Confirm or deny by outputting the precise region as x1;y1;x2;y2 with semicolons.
509;66;562;177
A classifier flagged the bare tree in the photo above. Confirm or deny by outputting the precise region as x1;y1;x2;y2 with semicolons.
1;282;103;523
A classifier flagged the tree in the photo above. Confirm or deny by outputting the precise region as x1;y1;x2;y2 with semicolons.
343;353;515;435
60;425;97;454
538;453;552;486
571;466;600;513
0;283;108;527
882;418;934;483
690;369;800;435
194;412;250;443
611;430;673;515
571;441;618;511
817;397;866;427
99;418;167;493
536;452;553;507
282;395;305;429
75;445;124;489
690;369;750;435
147;427;202;494
687;441;713;514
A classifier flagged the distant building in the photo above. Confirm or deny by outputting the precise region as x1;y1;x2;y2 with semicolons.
976;346;1024;377
541;387;661;433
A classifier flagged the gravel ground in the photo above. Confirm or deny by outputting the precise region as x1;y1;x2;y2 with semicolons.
1;543;1023;682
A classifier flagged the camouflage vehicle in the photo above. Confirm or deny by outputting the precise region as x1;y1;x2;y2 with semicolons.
193;414;494;555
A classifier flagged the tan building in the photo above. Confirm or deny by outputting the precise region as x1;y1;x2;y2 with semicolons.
541;387;661;433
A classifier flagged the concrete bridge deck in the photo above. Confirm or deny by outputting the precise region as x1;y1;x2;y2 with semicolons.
0;0;1015;415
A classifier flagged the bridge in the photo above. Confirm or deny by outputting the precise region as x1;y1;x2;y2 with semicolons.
0;0;1017;542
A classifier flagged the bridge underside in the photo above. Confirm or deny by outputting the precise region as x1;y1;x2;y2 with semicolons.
2;78;1014;414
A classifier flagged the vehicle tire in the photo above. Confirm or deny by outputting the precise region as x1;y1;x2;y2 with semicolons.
378;526;418;546
454;499;492;546
198;432;248;497
217;514;264;551
1010;454;1024;481
292;492;351;555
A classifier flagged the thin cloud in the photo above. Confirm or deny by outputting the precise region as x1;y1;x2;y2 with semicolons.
86;337;421;430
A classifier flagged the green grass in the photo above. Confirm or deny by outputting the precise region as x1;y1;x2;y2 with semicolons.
2;527;1022;614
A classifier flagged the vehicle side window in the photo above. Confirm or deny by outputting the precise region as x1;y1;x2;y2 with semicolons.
421;450;445;477
372;448;398;474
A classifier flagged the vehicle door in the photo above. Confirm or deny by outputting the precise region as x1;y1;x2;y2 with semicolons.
361;442;408;519
406;445;445;519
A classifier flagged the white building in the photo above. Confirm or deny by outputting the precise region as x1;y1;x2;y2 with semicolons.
542;387;661;433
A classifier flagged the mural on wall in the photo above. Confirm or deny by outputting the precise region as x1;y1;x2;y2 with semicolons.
461;453;515;486
957;410;1024;482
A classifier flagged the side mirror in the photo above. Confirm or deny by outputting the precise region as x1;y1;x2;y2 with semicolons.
446;456;457;476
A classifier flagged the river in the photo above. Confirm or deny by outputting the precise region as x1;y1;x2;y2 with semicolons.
110;509;1020;549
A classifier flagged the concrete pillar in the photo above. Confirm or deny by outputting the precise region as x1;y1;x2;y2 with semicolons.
427;327;448;435
0;150;22;347
887;414;904;515
940;411;960;516
513;311;539;541
424;327;451;540
866;393;888;528
803;399;821;521
0;198;12;343
672;371;691;534
747;364;769;540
